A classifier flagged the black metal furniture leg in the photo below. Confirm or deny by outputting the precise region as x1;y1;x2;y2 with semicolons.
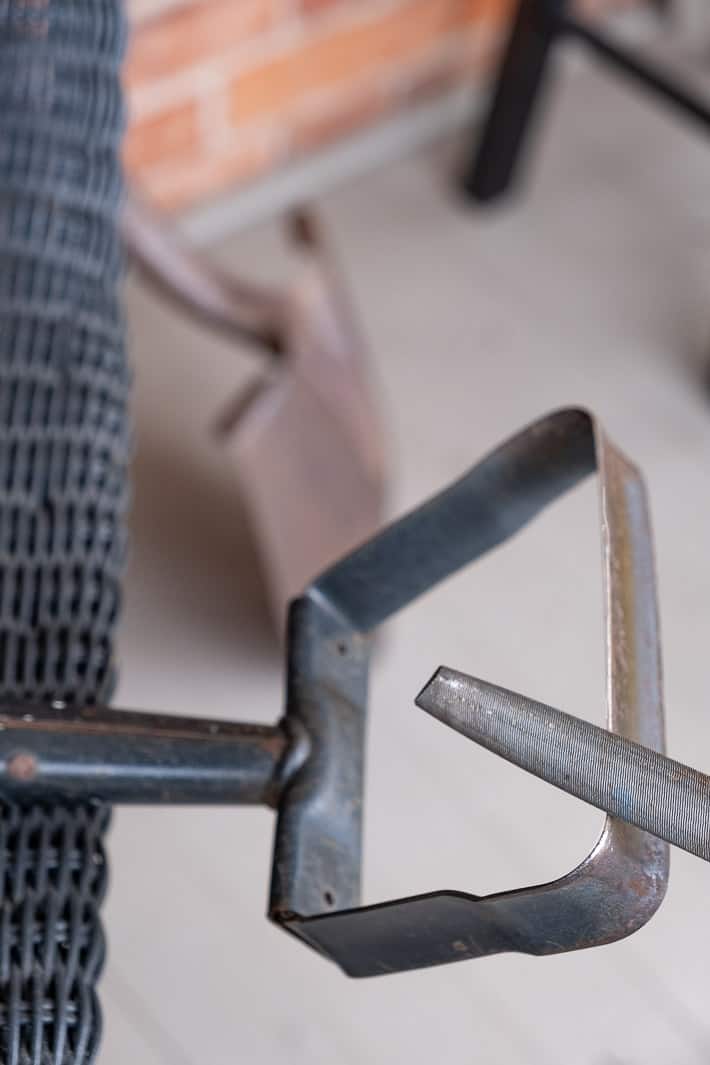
462;0;568;202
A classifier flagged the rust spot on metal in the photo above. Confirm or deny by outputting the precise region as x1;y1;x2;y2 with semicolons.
6;752;38;782
626;874;653;899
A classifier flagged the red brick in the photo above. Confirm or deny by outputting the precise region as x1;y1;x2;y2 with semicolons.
126;0;280;88
291;84;387;155
124;0;643;209
230;0;482;125
135;127;285;211
124;99;200;170
299;0;348;14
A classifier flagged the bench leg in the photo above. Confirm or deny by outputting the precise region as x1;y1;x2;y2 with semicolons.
462;0;569;203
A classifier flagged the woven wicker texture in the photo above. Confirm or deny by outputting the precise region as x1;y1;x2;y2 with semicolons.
0;1;128;1061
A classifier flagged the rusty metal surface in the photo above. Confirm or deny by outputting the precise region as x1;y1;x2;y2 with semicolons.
418;668;710;864
0;408;668;978
0;702;306;807
272;408;669;976
123;200;386;632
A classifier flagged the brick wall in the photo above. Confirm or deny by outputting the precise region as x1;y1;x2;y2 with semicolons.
124;0;637;212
